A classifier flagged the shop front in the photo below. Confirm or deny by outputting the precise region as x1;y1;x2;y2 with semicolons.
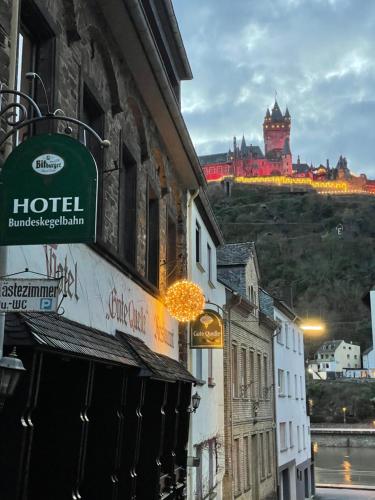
0;244;194;500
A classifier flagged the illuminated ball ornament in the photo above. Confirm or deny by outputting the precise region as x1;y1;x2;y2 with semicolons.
165;280;205;322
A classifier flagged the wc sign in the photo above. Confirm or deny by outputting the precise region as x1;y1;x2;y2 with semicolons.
0;133;98;245
0;278;60;313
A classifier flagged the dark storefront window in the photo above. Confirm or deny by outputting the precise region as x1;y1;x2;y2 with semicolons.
119;145;137;266
146;184;159;287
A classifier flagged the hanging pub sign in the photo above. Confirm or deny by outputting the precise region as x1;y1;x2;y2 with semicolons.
190;309;224;349
0;133;98;246
0;278;60;312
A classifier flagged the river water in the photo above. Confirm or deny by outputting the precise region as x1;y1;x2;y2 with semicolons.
314;444;375;487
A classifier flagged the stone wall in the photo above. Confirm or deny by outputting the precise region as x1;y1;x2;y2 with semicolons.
311;430;375;448
0;0;188;299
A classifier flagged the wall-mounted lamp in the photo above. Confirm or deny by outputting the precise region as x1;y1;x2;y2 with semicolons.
188;391;201;413
0;348;25;411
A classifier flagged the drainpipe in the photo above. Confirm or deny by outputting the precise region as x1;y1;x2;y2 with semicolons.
0;0;20;358
186;188;199;500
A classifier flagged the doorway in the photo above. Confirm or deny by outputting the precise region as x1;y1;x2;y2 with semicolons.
281;468;290;500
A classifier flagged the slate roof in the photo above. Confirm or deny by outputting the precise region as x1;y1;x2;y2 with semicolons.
199;153;228;166
293;162;310;173
217;242;255;266
271;101;283;121
315;340;343;353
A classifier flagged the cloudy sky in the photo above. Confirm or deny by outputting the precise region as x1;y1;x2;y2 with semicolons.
173;0;375;177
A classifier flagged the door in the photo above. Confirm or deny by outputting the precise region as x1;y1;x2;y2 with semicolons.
282;468;290;500
251;434;259;500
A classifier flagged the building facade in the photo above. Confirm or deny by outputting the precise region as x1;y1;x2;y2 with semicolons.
186;189;226;500
0;1;207;499
218;243;277;500
260;290;313;500
309;340;361;376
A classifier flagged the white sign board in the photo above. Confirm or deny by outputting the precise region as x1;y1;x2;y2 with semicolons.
6;244;178;359
0;278;60;312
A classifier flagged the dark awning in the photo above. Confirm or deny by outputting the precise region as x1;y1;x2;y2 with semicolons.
5;312;195;383
117;332;196;383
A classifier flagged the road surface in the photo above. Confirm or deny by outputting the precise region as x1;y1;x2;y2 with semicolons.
315;488;375;499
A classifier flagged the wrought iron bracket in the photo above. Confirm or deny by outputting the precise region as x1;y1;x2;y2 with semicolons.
0;86;110;150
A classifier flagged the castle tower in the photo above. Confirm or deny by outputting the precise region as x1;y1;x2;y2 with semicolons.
263;101;291;155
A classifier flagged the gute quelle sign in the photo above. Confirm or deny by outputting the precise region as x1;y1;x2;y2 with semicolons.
190;310;224;349
0;133;98;245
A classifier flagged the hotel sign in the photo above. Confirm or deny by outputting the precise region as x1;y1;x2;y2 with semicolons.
190;310;224;349
0;134;97;245
0;278;60;312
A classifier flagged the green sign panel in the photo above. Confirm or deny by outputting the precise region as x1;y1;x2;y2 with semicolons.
0;133;97;245
190;310;224;349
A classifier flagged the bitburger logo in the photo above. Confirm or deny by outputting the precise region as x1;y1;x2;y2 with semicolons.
32;154;64;175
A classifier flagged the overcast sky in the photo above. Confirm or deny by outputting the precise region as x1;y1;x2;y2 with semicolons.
173;0;375;177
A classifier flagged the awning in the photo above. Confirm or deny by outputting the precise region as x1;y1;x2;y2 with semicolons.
5;312;195;383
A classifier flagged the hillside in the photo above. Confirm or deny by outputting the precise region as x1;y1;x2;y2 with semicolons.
208;183;375;356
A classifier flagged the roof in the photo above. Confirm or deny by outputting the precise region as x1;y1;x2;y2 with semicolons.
363;347;373;355
217;242;255;266
199;153;229;166
5;312;195;383
293;162;310;173
316;340;343;353
271;101;283;121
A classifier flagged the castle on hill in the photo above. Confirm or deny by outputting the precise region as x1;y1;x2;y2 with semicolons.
199;100;369;189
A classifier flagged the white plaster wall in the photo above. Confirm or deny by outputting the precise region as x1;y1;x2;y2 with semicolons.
186;197;226;500
273;309;311;482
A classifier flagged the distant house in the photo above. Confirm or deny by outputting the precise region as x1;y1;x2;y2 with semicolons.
308;340;361;376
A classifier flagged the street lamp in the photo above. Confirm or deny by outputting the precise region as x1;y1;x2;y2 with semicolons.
188;391;201;413
300;323;325;334
0;347;25;410
342;406;347;424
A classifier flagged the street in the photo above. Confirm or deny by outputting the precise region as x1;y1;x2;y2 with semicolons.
315;488;375;499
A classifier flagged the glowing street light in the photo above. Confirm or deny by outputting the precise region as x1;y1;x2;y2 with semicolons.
342;406;347;424
300;323;325;334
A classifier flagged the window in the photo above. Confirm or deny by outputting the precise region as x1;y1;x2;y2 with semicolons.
347;354;350;359
289;422;293;448
267;431;272;475
263;355;268;398
354;355;358;359
208;349;214;385
295;374;298;399
16;4;56;142
303;425;306;449
196;349;203;381
166;215;177;286
287;371;291;397
119;146;137;266
260;433;266;479
297;425;301;452
195;444;203;498
293;329;296;351
207;243;213;282
298;331;302;354
146;184;159;287
280;422;287;451
209;439;215;493
257;353;262;398
250;350;255;397
244;436;250;490
232;344;239;397
300;376;304;400
80;86;105;237
233;438;241;494
276;320;283;344
195;221;201;264
278;369;285;396
285;324;289;348
241;348;248;398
